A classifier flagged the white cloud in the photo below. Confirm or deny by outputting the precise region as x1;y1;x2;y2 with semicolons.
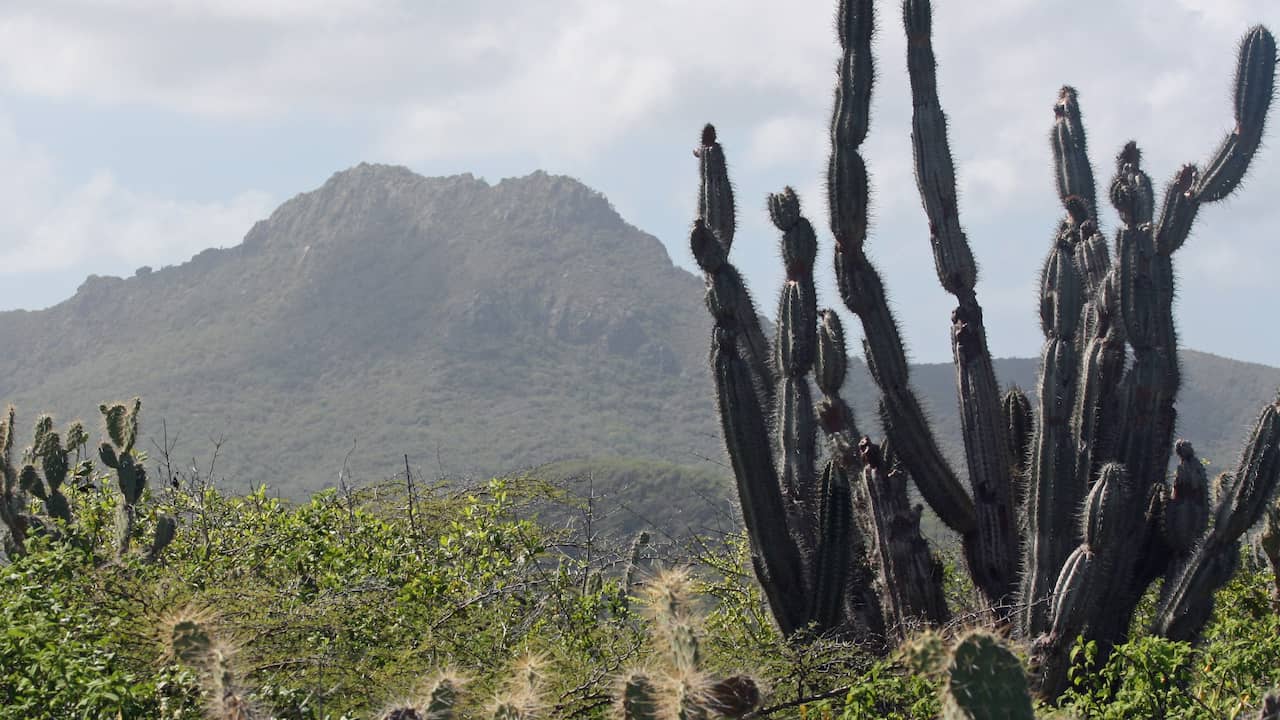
0;116;272;280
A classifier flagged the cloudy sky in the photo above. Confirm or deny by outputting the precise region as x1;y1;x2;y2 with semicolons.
1;0;1278;365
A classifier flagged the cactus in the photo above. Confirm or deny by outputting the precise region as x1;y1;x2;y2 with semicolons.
941;632;1034;720
1153;401;1280;641
619;672;660;720
615;569;761;720
163;608;261;720
381;673;464;720
903;630;1033;720
691;0;1279;699
98;398;151;557
18;414;88;530
623;531;651;599
0;408;94;556
488;654;546;720
1259;691;1280;720
0;400;177;563
1261;503;1280;611
0;406;29;556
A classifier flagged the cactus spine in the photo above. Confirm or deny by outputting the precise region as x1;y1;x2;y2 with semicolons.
692;0;1279;700
164;608;260;720
615;569;761;720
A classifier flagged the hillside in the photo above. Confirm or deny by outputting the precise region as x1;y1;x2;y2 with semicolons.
0;165;718;497
1;164;1276;532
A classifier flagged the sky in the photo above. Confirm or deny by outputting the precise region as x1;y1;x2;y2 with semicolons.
1;0;1278;365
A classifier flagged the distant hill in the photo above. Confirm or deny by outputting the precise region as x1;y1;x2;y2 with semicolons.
1;164;1275;534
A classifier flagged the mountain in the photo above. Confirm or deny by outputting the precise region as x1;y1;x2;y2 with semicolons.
0;165;720;497
1;164;1276;531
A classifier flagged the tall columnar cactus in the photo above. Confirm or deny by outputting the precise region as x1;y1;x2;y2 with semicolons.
691;0;1279;699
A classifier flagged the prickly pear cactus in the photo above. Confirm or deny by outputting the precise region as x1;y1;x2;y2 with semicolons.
0;407;97;556
97;398;152;557
942;632;1034;720
162;608;260;720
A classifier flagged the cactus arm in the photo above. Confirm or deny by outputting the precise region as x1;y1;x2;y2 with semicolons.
1070;270;1125;497
1115;29;1276;497
1118;29;1275;493
1020;224;1087;636
1057;145;1178;658
1058;89;1124;501
810;460;853;633
1155;399;1280;641
697;126;775;413
830;0;976;539
857;437;949;636
813;310;887;640
693;219;809;636
1111;142;1176;491
901;0;1018;611
1161;441;1210;558
1022;87;1117;636
1093;37;1275;649
1052;87;1099;220
769;188;821;533
770;191;884;639
1193;27;1277;202
1001;388;1033;513
1032;463;1140;697
697;123;735;253
806;310;881;639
